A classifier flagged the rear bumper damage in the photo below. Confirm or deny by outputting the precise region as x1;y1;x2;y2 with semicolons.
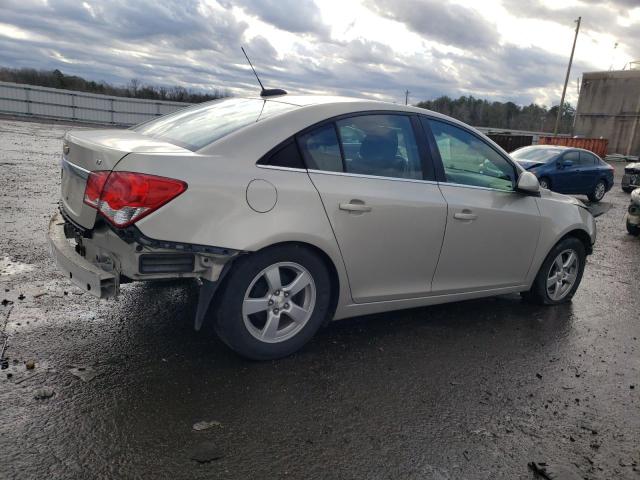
48;213;119;298
47;210;240;302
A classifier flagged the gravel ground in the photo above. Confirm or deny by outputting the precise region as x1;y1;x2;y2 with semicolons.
0;118;638;480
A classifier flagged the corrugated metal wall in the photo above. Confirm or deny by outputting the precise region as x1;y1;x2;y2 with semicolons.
486;134;533;152
538;136;609;157
0;81;191;126
574;70;640;155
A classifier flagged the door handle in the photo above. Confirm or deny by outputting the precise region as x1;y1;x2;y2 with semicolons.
453;211;478;221
339;201;372;213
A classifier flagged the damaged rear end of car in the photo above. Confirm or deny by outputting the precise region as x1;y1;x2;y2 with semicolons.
49;128;240;303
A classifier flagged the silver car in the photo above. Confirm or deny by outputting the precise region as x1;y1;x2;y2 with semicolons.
48;95;596;359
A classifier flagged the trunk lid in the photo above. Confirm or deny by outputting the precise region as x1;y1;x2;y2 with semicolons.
60;129;190;228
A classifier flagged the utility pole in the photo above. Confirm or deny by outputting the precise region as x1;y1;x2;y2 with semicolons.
405;89;410;105
554;16;581;136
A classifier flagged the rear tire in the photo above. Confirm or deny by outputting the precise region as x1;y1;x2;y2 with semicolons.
588;180;606;202
525;237;586;305
214;245;332;360
627;218;640;236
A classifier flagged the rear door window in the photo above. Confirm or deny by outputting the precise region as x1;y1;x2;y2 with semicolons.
562;151;580;166
579;151;597;166
336;114;423;180
258;140;305;169
298;124;343;172
133;98;297;150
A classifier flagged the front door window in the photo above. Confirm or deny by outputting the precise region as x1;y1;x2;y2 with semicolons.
425;118;516;191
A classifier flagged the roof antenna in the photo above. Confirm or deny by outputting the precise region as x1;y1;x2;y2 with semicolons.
241;46;287;97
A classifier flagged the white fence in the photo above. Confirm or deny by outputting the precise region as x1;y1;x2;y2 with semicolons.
0;81;191;126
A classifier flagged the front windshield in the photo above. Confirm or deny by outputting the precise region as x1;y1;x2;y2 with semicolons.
511;147;562;163
132;98;298;150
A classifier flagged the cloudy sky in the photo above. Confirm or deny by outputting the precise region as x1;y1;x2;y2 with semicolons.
1;0;639;106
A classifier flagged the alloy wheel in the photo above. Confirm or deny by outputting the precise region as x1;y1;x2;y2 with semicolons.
594;181;605;200
242;262;316;343
546;249;579;301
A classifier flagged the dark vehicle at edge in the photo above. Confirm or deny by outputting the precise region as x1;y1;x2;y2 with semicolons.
622;162;640;193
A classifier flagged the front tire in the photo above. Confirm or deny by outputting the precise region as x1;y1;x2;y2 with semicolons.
525;237;586;305
215;245;332;360
588;180;606;202
539;177;550;190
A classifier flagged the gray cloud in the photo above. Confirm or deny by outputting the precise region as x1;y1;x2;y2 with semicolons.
229;0;330;37
502;0;640;59
0;0;631;106
365;0;499;50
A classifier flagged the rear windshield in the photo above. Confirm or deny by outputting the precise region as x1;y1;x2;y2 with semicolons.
132;98;298;150
512;147;562;163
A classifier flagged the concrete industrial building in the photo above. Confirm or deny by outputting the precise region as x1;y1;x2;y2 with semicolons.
574;69;640;155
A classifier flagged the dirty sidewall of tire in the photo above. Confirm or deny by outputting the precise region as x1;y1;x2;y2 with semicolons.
216;245;332;360
588;180;606;202
530;237;586;305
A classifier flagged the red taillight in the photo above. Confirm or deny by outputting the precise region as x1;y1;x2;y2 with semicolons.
83;171;187;227
83;171;109;208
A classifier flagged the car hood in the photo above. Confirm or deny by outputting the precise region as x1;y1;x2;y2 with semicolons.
515;159;545;170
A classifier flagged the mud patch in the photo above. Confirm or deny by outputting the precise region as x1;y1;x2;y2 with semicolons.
0;257;35;276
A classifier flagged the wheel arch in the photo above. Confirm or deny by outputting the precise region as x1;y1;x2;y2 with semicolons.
599;175;612;189
559;228;593;255
212;240;342;325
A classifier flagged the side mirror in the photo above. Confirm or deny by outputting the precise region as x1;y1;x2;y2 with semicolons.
517;171;540;194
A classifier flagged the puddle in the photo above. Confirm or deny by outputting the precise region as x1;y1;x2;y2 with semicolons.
0;257;35;276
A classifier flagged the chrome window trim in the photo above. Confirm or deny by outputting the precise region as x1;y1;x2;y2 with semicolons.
307;168;439;185
61;156;90;180
301;167;517;192
256;164;307;172
437;180;517;194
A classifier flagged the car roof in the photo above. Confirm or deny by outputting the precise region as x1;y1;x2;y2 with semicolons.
243;93;452;116
202;94;524;165
198;93;513;158
241;93;477;129
517;145;598;155
255;94;378;107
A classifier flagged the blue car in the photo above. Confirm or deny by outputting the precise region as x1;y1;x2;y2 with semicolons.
511;145;614;202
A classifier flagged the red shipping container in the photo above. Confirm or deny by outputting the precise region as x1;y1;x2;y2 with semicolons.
538;137;608;158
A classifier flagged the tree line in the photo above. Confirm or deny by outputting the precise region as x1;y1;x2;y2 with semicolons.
416;95;575;134
0;67;228;103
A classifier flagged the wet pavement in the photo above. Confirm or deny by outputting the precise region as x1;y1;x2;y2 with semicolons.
1;118;638;479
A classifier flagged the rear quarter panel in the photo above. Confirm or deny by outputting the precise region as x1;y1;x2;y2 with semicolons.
114;151;353;316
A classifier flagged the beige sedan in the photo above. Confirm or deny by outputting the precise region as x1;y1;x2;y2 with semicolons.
49;94;596;359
